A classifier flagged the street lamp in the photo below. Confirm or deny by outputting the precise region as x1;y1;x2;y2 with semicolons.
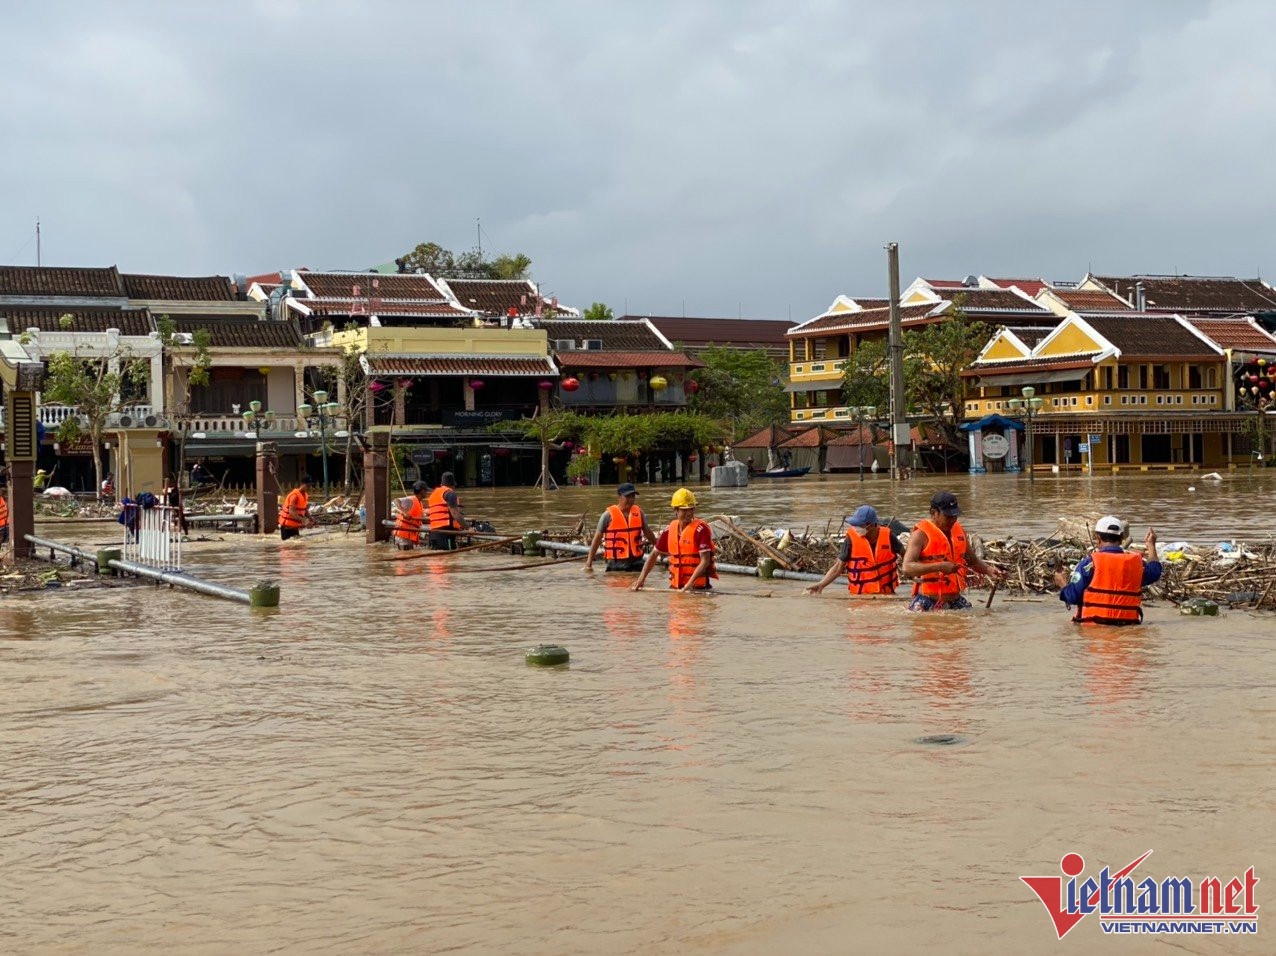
298;389;343;499
854;405;877;482
241;399;276;442
1006;386;1044;482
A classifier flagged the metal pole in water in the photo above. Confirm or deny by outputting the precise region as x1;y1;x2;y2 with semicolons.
886;242;906;481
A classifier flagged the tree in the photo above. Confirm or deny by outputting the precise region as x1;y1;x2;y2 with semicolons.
397;241;532;280
582;302;614;321
840;337;893;411
43;321;151;499
156;315;212;484
504;409;585;492
687;346;790;441
317;323;373;494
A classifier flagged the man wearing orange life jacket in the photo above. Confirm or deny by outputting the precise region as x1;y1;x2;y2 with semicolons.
393;480;429;550
584;482;657;572
630;487;717;592
427;471;464;551
1055;515;1162;626
805;505;904;596
902;490;1006;611
278;475;314;541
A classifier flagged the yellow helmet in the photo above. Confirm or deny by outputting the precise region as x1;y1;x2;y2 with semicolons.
670;487;697;509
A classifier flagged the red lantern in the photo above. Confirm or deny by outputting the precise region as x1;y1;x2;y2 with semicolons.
368;380;387;392
470;379;485;390
561;377;580;392
562;440;574;450
612;456;627;465
1251;374;1261;383
1263;380;1272;390
434;449;450;460
508;306;518;318
397;378;413;389
538;379;554;391
685;379;700;395
493;446;511;457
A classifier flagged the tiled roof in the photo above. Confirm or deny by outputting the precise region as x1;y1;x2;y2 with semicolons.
1092;275;1276;313
987;278;1049;297
122;273;235;301
638;316;794;346
556;350;703;369
1050;288;1131;311
734;424;799;448
923;278;968;289
537;318;668;351
779;426;840;448
949;288;1051;314
169;315;303;349
0;306;152;335
965;353;1102;376
826;425;881;446
789;302;945;336
441;278;543;316
365;355;557;377
298;300;470;317
298;272;450;301
1002;325;1053;348
1187;318;1276;353
0;265;123;297
1080;313;1221;357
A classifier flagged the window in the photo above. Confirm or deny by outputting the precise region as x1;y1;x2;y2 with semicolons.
1153;365;1170;389
1139;365;1149;389
1207;367;1217;389
1101;366;1114;390
1118;365;1130;389
1188;365;1202;389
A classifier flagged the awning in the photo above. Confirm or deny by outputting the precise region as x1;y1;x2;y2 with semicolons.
784;380;841;394
184;435;329;457
968;367;1089;387
363;354;558;377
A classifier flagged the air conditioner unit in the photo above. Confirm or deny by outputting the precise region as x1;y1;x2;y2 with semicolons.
551;339;576;351
171;332;195;345
584;339;603;350
107;413;133;428
144;414;160;427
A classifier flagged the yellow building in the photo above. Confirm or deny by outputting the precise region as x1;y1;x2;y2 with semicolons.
962;311;1272;471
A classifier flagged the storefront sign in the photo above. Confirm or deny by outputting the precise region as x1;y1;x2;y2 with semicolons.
982;434;1010;459
442;408;523;427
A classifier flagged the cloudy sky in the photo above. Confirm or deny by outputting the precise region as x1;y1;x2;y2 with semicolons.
2;0;1272;319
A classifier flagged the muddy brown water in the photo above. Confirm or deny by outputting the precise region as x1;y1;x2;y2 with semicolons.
2;473;1273;954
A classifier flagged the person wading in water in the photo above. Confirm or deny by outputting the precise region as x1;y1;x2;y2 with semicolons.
584;482;657;573
630;487;717;592
901;490;1005;610
1055;515;1162;625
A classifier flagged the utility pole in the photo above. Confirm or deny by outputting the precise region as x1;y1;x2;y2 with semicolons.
476;218;482;259
886;242;906;481
36;218;41;266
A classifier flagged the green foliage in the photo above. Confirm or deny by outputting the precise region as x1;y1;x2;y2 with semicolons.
687;346;789;440
840;338;892;411
503;410;725;462
58;313;74;330
398;241;532;280
581;302;614;321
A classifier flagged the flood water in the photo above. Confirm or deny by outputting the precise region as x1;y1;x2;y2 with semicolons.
2;472;1273;954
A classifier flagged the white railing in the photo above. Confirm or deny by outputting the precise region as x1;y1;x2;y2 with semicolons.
0;404;155;427
184;414;301;434
121;503;183;571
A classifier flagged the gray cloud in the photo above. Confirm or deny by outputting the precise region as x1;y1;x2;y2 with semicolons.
2;0;1269;319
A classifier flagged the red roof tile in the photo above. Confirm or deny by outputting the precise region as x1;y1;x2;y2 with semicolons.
779;426;839;448
298;272;450;301
441;278;544;316
734;424;799;448
790;302;945;336
987;278;1049;296
826;425;881;446
0;306;152;335
1187;318;1276;353
964;353;1101;377
123;273;235;301
637;316;794;346
556;350;703;369
949;288;1051;313
1050;288;1131;310
923;278;968;289
538;319;668;351
1082;314;1220;357
0;265;123;297
365;355;557;377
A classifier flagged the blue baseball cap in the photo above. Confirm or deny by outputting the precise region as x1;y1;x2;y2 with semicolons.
848;505;880;527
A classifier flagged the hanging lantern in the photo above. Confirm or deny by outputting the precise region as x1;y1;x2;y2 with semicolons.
508;306;518;319
561;377;580;392
688;452;699;463
612;456;627;465
608;372;617;381
562;440;574;450
1253;386;1260;395
470;379;485;390
369;380;387;392
396;378;413;389
538;379;555;391
1251;374;1261;383
258;366;271;377
685;379;700;395
649;375;669;391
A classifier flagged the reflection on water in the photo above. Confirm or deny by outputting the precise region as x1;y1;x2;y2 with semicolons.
1;473;1273;953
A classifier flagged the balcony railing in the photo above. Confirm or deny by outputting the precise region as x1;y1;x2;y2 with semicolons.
183;414;303;434
0;404;155;427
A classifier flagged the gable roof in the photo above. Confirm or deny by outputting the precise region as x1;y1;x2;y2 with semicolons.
984;277;1050;297
1074;312;1221;358
122;273;235;301
535;318;669;351
1090;275;1276;313
438;278;565;316
788;302;947;336
0;265;124;297
0;305;153;335
294;271;450;301
949;287;1053;316
1186;317;1276;354
168;315;304;349
1046;288;1131;311
638;316;794;348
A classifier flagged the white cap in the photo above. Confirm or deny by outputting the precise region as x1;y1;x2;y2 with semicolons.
1094;515;1128;537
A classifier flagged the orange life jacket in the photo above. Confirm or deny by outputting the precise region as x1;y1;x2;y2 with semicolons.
428;486;459;531
911;518;968;600
666;518;717;589
846;527;898;594
393;496;425;544
1075;550;1144;626
279;488;308;529
603;504;645;561
0;493;8;528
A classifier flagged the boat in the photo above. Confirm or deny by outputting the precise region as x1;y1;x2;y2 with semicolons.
753;467;810;479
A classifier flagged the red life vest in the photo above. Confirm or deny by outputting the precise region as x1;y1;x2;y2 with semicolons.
666;518;717;590
845;527;898;594
393;496;425;544
428;486;459;531
603;504;644;561
911;518;968;600
0;492;8;529
1075;551;1144;625
279;488;308;529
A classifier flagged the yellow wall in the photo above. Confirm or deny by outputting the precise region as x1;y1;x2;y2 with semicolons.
1039;323;1102;356
982;335;1029;360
